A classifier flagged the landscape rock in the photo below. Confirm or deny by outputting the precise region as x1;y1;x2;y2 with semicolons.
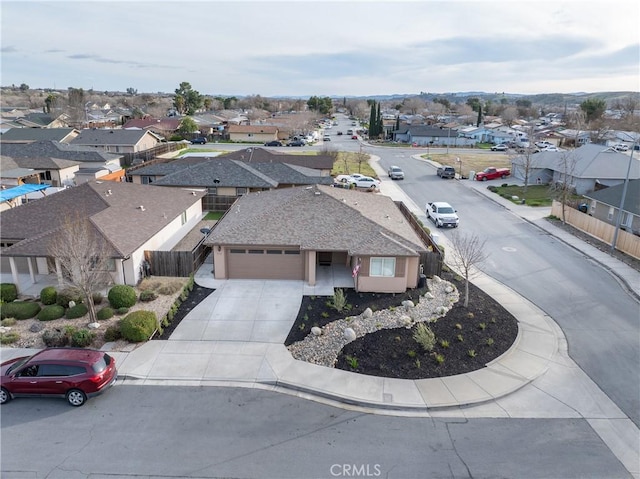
0;326;12;334
402;300;415;310
311;326;322;336
29;323;44;333
343;328;356;341
362;308;373;319
88;322;100;329
68;301;76;308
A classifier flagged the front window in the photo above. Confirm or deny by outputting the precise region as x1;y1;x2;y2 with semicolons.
438;206;455;214
237;187;247;196
370;257;395;277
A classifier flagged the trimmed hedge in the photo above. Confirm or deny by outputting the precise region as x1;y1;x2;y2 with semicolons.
116;307;130;315
65;303;89;319
108;285;137;309
70;329;95;347
120;310;157;342
0;301;41;320
96;307;115;321
56;287;83;308
40;286;58;305
0;283;18;303
37;305;66;321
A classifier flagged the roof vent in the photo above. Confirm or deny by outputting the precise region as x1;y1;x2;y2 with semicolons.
107;189;112;195
314;191;320;195
191;191;196;195
138;205;145;211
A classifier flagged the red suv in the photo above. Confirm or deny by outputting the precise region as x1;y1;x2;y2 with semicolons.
1;348;117;406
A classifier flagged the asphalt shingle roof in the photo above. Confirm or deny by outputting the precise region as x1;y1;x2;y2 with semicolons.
70;129;156;146
0;140;121;163
0;181;205;258
221;147;334;170
0;127;78;143
205;185;427;256
584;179;640;215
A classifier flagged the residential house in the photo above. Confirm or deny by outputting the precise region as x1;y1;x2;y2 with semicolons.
0;140;123;184
14;112;69;129
221;147;334;175
227;124;278;143
583;179;640;235
554;129;591;148
511;144;640;194
392;125;474;147
0;155;80;188
0;181;206;292
204;185;429;293
0;184;53;212
69;129;162;154
122;118;183;139
0;127;80;143
128;154;334;211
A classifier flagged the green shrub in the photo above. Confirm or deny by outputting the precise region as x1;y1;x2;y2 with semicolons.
70;329;95;347
1;317;17;326
0;301;41;320
328;288;347;312
37;305;66;321
120;310;157;342
56;287;83;308
108;285;137;308
92;292;104;305
0;283;18;303
66;303;89;319
139;290;158;302
104;324;122;342
40;286;58;305
42;328;69;347
0;331;20;344
413;323;435;352
96;307;115;321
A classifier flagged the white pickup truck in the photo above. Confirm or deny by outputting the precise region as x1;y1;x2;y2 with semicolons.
426;202;459;228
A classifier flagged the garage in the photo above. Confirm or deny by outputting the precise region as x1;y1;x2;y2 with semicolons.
227;247;304;280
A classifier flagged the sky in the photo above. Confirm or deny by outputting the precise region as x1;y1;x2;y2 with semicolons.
1;0;639;97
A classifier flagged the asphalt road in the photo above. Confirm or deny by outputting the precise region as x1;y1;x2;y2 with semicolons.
1;385;631;479
368;145;640;428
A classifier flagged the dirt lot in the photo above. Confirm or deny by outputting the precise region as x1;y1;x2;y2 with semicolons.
424;152;512;179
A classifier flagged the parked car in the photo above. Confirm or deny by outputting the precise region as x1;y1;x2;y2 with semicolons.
351;135;358;140
190;137;207;145
437;166;456;179
335;173;364;183
387;166;405;180
491;144;509;151
337;131;343;135
474;167;510;181
350;176;380;189
426;201;459;228
1;348;118;407
323;136;331;141
614;144;629;152
287;140;305;147
264;140;283;147
535;141;554;149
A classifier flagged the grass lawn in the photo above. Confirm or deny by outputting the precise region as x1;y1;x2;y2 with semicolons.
423;152;511;179
331;151;377;178
490;184;554;206
203;211;224;220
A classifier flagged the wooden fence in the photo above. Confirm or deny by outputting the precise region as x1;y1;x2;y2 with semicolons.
395;201;443;278
551;201;640;259
144;242;212;277
122;142;185;168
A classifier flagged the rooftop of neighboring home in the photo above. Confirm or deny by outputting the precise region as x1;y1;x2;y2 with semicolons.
0;127;79;143
0;155;81;171
583;179;640;214
69;128;161;146
0;140;122;163
222;147;334;170
122;118;182;130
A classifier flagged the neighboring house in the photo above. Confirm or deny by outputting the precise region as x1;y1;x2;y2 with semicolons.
392;125;474;147
69;129;162;154
0;184;52;212
222;147;334;175
0;181;205;291
583;179;640;235
511;144;640;195
227;124;278;143
0;127;80;143
204;185;429;293
0;155;80;187
554;129;591;147
0;140;123;184
458;125;491;143
128;155;334;211
14;112;69;129
122;118;182;139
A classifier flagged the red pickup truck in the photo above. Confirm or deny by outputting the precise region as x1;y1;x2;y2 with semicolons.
475;167;510;181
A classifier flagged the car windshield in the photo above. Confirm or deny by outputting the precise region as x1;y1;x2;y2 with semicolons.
6;356;31;374
391;168;401;172
438;207;455;214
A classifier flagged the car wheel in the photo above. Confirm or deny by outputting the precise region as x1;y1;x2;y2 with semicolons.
0;387;11;404
482;177;487;181
66;389;87;407
501;174;507;179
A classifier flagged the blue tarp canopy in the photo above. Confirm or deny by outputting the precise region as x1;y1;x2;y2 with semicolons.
0;184;49;203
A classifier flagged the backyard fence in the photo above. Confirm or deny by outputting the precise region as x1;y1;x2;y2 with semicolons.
144;242;212;277
551;200;640;259
395;201;443;278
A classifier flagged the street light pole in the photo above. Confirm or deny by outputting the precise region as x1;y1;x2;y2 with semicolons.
611;142;637;252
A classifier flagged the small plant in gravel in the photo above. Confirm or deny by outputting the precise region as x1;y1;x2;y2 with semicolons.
439;339;450;348
298;324;305;331
457;334;464;342
486;338;495;347
345;355;358;369
467;349;477;358
139;290;158;302
490;317;497;324
434;353;445;364
307;305;313;311
413;323;435;352
42;328;68;347
407;350;417;358
40;286;58;305
70;329;95;347
37;305;65;321
0;331;20;344
104;325;122;342
329;288;347;312
455;323;462;330
467;312;474;319
108;285;137;309
65;303;89;319
96;307;115;321
56;287;83;308
1;318;17;326
478;322;487;330
92;292;104;305
415;358;421;369
303;313;309;321
321;311;329;318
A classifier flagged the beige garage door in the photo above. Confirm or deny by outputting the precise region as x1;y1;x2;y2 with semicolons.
227;248;304;280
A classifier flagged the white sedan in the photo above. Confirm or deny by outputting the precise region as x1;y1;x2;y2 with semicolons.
350;176;380;189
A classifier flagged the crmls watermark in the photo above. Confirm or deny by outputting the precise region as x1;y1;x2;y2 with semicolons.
330;464;382;477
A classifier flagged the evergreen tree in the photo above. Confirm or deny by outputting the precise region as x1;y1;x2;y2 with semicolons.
476;105;483;127
369;102;376;136
376;102;382;139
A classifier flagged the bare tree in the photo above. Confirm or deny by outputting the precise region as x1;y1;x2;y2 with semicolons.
447;232;488;308
48;216;114;323
549;151;578;223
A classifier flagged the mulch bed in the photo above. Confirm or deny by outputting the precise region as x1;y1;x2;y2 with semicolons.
286;271;519;379
155;284;215;340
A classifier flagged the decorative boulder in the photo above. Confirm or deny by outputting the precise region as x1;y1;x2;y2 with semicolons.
400;315;413;328
424;292;435;300
445;286;454;294
402;300;415;310
432;275;442;283
68;300;76;308
436;306;448;316
343;327;356;341
0;326;11;334
29;323;44;333
311;326;322;336
362;308;373;319
88;322;100;330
